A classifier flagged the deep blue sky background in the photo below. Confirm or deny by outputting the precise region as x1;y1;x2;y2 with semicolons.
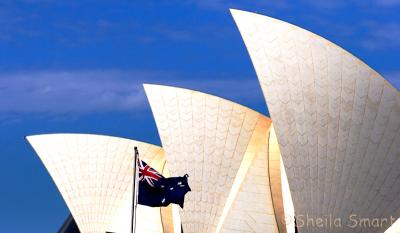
0;1;399;232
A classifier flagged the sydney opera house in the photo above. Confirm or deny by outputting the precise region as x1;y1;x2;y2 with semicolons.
27;9;400;233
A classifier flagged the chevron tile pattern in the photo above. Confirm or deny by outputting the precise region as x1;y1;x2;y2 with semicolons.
27;134;165;233
144;84;281;233
231;9;400;233
219;117;279;233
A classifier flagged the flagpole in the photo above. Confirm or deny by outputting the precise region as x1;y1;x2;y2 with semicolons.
131;147;139;233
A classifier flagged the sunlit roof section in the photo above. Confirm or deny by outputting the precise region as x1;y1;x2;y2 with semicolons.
144;84;282;233
27;134;166;233
231;9;400;233
218;117;278;233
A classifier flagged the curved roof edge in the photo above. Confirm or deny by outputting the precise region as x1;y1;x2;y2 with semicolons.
229;8;400;93
143;83;269;116
27;134;166;233
26;133;161;148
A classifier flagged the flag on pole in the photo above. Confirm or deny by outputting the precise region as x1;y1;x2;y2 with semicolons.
137;159;191;208
131;147;140;233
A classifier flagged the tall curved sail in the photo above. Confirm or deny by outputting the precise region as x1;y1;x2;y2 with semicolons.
231;9;400;233
144;84;285;233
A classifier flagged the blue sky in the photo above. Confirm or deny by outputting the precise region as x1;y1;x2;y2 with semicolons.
0;1;399;232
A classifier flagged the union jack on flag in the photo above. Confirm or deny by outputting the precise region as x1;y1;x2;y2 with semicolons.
135;148;190;208
138;159;162;187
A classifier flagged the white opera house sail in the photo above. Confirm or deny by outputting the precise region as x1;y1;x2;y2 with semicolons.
27;134;175;233
231;9;400;233
144;84;294;233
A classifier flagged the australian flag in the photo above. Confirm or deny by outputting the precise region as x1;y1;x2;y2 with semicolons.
137;159;191;208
